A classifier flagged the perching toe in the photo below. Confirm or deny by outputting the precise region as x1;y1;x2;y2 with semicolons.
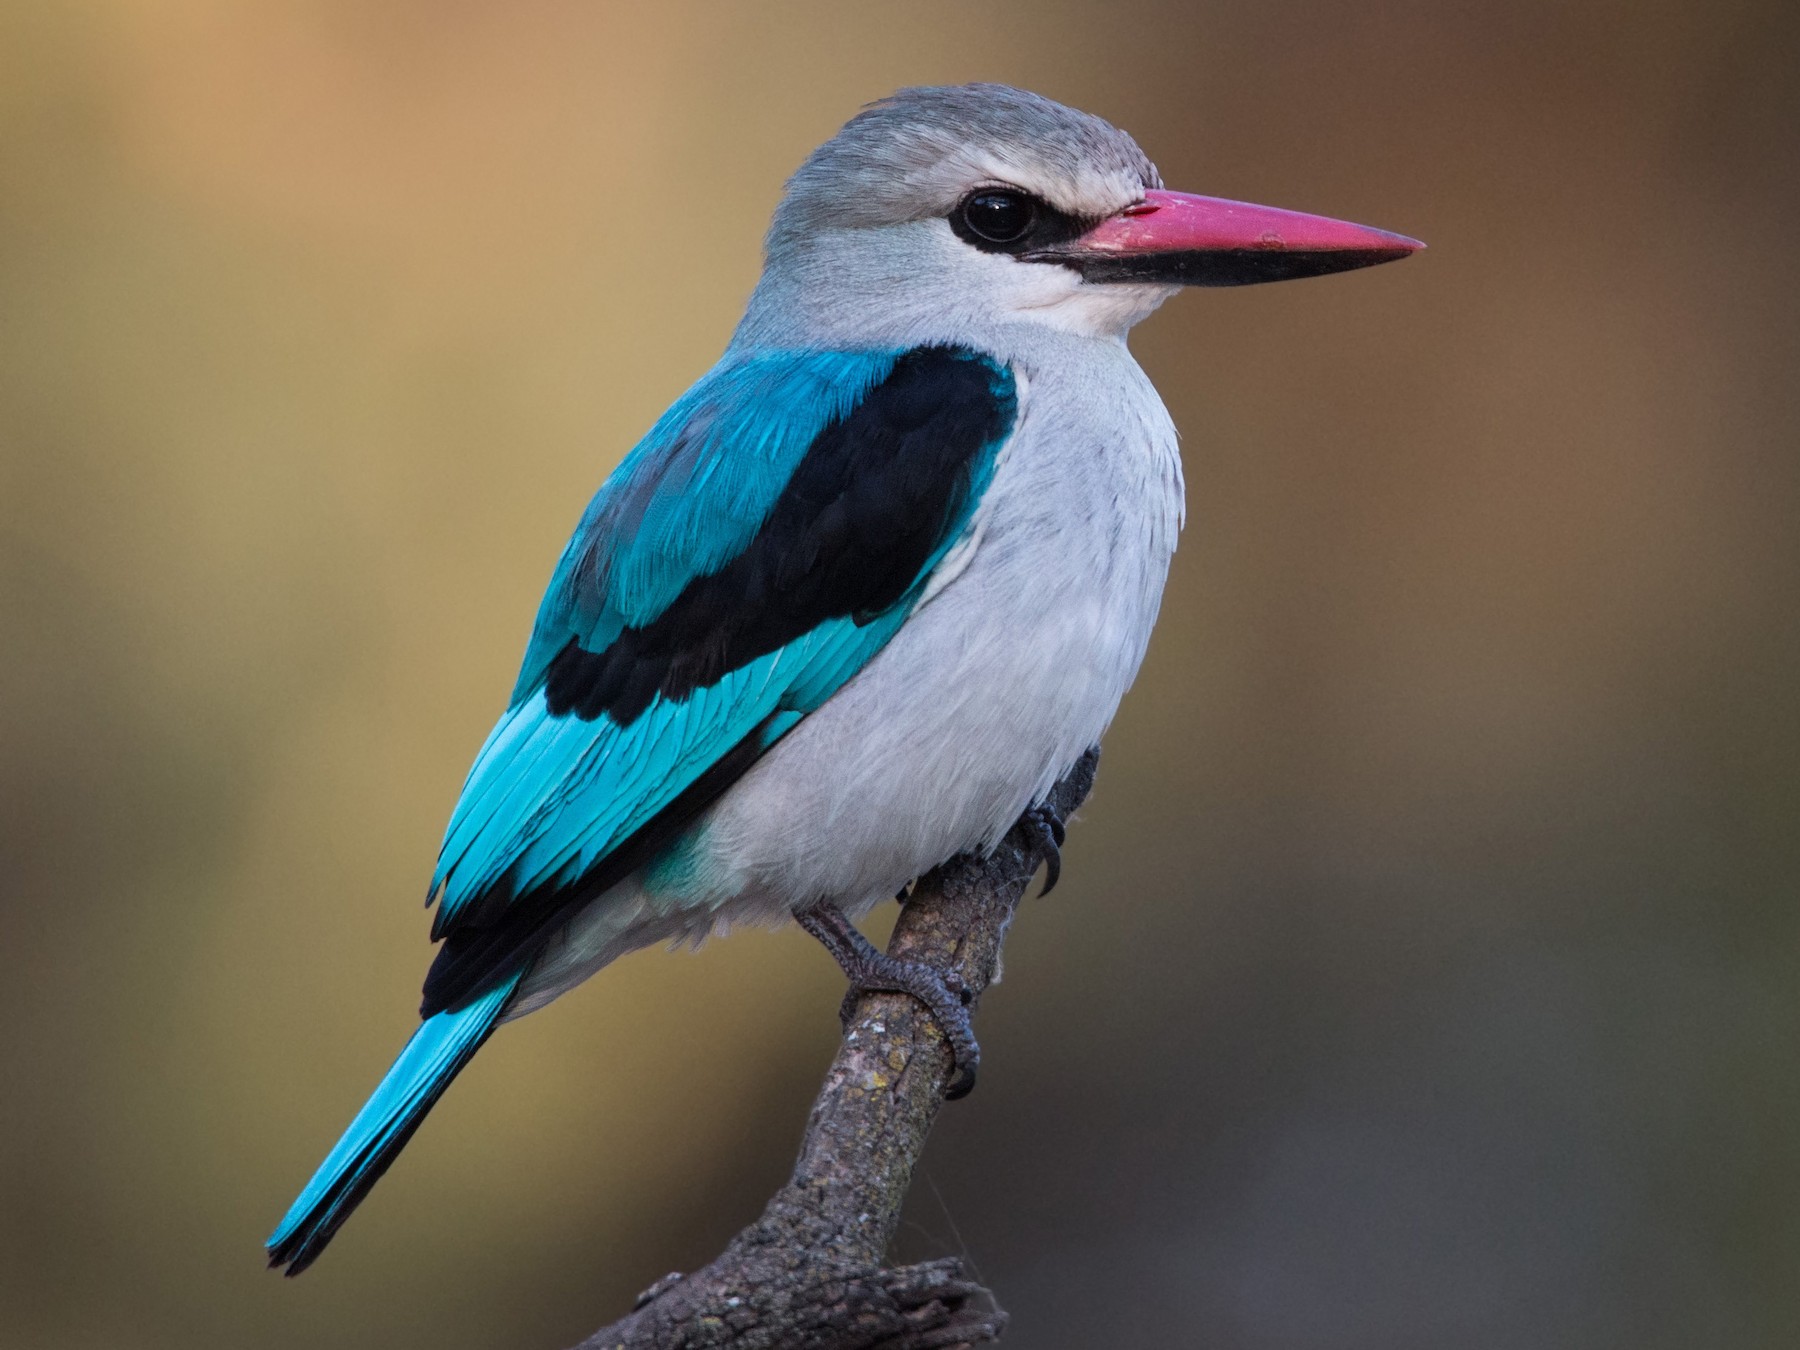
1015;803;1067;896
798;903;983;1099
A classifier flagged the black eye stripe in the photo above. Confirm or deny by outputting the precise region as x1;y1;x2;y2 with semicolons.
948;188;1094;257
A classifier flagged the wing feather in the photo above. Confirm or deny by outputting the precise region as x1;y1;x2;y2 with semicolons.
420;346;1017;1013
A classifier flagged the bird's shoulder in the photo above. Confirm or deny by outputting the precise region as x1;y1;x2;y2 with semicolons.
513;343;1019;706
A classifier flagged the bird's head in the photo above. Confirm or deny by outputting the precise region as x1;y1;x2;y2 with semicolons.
735;83;1420;348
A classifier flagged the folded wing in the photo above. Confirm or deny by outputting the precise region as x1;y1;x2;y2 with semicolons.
421;345;1018;1015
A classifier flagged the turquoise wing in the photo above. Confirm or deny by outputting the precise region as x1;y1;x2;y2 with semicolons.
419;345;1018;1013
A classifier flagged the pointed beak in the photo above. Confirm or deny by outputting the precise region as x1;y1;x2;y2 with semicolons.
1034;188;1424;286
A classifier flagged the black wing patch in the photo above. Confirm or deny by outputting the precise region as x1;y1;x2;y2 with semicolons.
419;345;1015;1015
542;346;1015;726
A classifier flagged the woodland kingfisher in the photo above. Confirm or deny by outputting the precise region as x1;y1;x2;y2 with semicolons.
267;82;1420;1274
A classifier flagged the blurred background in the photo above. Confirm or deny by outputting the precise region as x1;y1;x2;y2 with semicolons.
3;2;1797;1347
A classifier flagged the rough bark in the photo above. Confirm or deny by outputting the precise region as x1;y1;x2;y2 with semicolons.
572;748;1100;1350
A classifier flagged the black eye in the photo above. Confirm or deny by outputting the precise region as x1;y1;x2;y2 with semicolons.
955;190;1038;247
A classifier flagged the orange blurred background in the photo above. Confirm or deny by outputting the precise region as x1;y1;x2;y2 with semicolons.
3;2;1796;1347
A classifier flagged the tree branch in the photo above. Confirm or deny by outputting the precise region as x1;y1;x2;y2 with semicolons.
573;748;1101;1350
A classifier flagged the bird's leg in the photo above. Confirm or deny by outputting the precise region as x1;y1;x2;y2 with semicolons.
795;902;980;1100
1012;799;1068;896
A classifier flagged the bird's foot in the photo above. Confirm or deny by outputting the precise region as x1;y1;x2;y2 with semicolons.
796;903;980;1100
1013;799;1068;896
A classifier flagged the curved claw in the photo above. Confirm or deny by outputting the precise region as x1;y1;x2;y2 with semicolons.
1016;803;1067;896
943;1054;979;1101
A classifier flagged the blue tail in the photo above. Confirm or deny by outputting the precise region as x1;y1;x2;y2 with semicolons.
266;975;520;1275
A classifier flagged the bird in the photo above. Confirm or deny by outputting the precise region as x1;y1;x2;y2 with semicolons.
266;82;1420;1275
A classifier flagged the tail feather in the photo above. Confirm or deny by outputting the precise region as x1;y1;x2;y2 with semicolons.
266;975;520;1275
